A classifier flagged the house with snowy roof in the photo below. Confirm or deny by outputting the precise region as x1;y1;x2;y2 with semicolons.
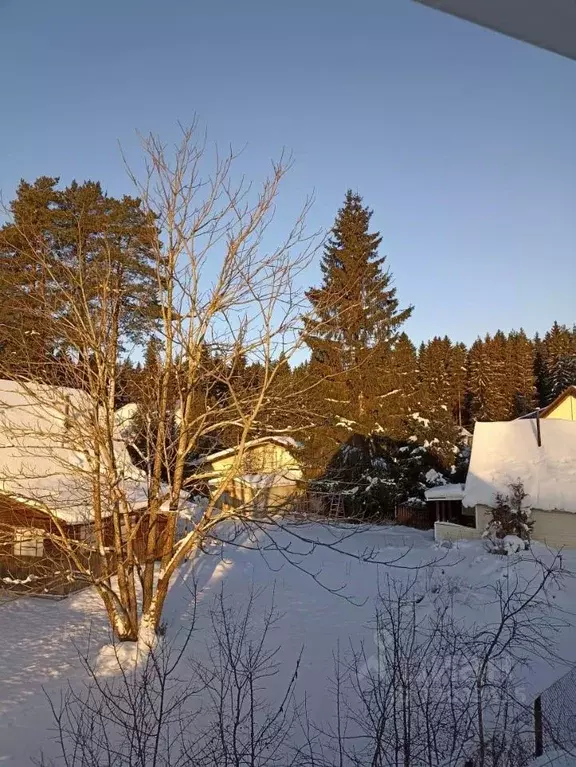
0;380;170;593
433;417;576;548
198;436;303;513
517;386;576;423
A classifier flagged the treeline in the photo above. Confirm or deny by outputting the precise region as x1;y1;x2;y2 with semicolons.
1;178;574;516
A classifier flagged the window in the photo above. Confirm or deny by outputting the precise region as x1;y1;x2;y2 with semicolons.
13;528;45;557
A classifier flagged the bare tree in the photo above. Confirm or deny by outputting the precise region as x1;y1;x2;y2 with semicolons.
0;124;319;637
39;553;573;767
315;552;569;767
2;124;427;641
39;585;305;767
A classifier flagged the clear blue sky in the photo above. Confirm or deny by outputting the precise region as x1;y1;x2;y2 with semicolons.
1;0;574;347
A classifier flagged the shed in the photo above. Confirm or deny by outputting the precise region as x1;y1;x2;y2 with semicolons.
425;483;469;525
0;380;169;593
435;419;576;547
199;436;303;513
518;386;576;422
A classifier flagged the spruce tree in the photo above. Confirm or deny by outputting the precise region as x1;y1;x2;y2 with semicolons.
468;333;511;422
304;191;412;516
508;329;536;417
392;332;418;413
533;333;548;407
543;322;576;400
467;337;490;421
486;331;512;420
304;190;412;439
447;342;468;427
413;336;462;468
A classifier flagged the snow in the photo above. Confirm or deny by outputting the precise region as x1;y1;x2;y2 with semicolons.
411;411;430;427
503;534;528;554
425;468;447;486
530;751;576;766
464;420;576;513
198;434;300;464
0;379;149;524
1;523;576;764
114;401;139;438
425;483;465;501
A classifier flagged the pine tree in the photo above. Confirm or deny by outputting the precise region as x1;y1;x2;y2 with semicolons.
0;177;159;380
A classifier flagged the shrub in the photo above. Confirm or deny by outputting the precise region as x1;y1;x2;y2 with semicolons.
484;481;534;554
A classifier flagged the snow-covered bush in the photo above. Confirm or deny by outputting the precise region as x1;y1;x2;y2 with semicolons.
484;481;534;554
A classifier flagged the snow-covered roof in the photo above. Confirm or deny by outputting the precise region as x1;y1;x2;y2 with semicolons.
463;420;576;513
114;402;139;438
0;380;148;524
425;483;465;501
199;435;300;465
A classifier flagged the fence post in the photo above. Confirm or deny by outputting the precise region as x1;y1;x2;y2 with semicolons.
534;695;544;757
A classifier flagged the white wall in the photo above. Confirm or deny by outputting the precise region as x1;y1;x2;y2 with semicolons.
434;521;482;542
477;505;576;549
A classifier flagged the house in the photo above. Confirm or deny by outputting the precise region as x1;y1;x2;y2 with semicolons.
0;380;170;594
434;419;576;548
518;386;576;422
199;436;303;513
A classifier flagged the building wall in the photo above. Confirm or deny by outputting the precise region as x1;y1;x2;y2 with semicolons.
435;505;576;548
208;441;302;513
434;521;482;542
210;442;300;477
218;479;300;514
476;504;576;549
544;395;576;421
0;494;171;593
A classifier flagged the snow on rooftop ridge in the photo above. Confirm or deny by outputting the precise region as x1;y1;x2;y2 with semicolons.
463;420;576;514
200;434;300;464
425;484;465;501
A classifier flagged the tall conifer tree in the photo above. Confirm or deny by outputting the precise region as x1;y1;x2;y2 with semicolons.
304;190;412;440
303;191;412;513
0;177;159;380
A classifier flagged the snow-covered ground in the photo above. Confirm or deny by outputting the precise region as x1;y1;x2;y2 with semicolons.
1;523;576;765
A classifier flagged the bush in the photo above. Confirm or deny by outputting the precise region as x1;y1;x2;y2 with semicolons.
484;481;534;554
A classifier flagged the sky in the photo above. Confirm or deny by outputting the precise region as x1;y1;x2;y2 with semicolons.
0;0;574;348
